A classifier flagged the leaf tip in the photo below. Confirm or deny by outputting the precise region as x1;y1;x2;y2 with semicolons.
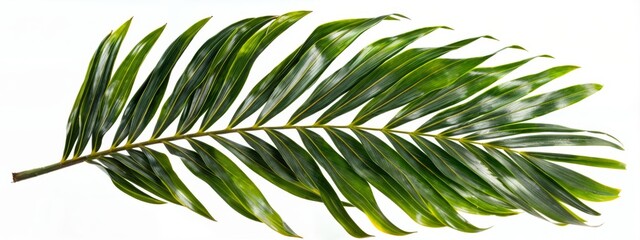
390;13;410;20
438;25;454;30
482;35;498;41
565;65;581;70
504;45;527;51
538;54;554;59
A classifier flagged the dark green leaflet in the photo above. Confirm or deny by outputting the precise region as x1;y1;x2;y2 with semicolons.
165;140;298;237
460;143;547;219
198;12;310;132
113;17;210;145
99;154;179;204
411;136;502;199
298;129;412;235
352;46;523;125
504;151;596;221
289;26;447;125
141;146;214;220
153;17;268;138
214;135;336;204
524;155;620;202
62;33;111;159
387;56;546;128
485;148;588;224
256;16;391;126
164;142;258;221
419;65;579;133
93;161;165;204
386;133;516;216
354;130;484;232
443;84;604;136
187;139;295;236
92;25;166;150
317;36;493;124
465;122;620;141
489;134;623;150
228;16;386;128
175;16;282;134
62;19;131;159
325;128;445;227
266;129;371;238
73;20;131;156
522;152;625;169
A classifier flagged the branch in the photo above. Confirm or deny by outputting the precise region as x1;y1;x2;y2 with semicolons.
12;125;505;182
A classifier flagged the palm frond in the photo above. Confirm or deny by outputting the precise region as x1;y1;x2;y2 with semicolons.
13;11;624;238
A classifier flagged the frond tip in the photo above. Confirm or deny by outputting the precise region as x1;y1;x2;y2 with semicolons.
13;11;623;238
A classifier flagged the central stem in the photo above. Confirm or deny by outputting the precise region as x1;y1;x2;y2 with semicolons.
11;124;495;183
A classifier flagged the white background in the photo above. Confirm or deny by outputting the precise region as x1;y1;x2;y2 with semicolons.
0;0;638;239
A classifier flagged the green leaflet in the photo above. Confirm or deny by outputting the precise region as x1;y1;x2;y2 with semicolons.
411;136;501;199
266;129;371;238
199;12;311;131
103;153;179;204
524;155;620;202
92;25;166;150
387;56;547;128
443;84;604;136
63;19;131;158
353;46;522;125
188;139;297;237
317;36;494;124
229;16;389;128
419;65;579;133
239;132;300;182
62;33;110;159
440;138;599;217
214;135;335;204
92;159;165;204
473;147;584;224
505;151;598;219
164;142;258;221
166;140;298;237
489;134;623;150
289;26;447;125
256;16;391;126
298;129;412;235
325;128;444;227
73;19;131;157
113;17;210;145
153;17;269;138
465;123;620;141
140;146;214;220
459;143;544;218
354;130;484;232
385;133;516;216
522;152;625;169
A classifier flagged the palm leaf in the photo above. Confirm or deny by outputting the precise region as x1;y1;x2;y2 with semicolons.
13;12;624;238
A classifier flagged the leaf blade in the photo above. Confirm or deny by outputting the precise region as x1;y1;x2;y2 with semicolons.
266;129;371;238
289;26;446;125
317;36;492;124
419;65;579;132
199;12;310;131
298;129;412;235
140;146;214;220
93;24;166;149
256;16;390;126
